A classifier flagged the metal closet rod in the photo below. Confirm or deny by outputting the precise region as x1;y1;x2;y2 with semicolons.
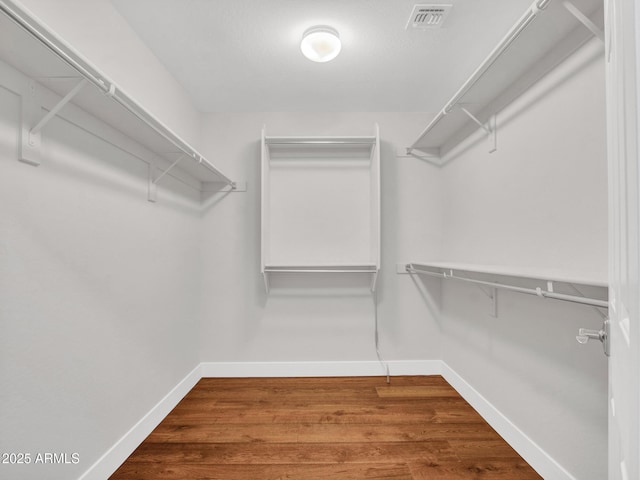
0;0;235;187
406;263;608;309
409;0;551;152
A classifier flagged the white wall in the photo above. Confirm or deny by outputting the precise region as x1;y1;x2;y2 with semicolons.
438;38;608;480
15;0;202;149
0;66;202;479
198;112;444;365
0;4;610;478
440;40;608;278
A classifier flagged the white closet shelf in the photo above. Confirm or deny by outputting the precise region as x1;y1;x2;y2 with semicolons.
263;265;380;294
0;0;238;194
404;262;608;308
264;265;378;273
406;0;604;164
404;261;607;287
265;136;377;146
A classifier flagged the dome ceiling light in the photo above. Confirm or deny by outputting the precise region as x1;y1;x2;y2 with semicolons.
300;26;342;63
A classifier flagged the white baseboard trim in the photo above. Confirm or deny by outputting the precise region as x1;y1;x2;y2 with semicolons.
78;363;202;480
80;360;573;480
200;359;442;378
440;363;576;480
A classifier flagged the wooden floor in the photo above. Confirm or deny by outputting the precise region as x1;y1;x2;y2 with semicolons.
110;376;542;479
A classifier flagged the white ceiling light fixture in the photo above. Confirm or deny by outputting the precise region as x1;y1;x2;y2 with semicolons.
300;26;342;63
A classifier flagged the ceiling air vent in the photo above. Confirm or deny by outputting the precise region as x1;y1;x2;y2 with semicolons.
406;4;452;29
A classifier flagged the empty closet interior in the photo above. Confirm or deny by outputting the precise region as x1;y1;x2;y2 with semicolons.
0;0;612;479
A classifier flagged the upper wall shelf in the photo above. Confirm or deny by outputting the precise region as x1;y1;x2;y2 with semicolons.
265;136;378;146
406;0;604;165
0;0;239;199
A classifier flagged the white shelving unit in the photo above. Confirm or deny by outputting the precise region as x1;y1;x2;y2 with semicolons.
403;261;607;287
406;0;604;165
0;0;241;201
402;261;609;355
403;261;607;308
261;126;381;293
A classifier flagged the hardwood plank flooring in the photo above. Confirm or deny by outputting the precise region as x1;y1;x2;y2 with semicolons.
110;376;542;479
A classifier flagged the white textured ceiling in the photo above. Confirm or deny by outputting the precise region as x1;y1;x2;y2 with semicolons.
109;0;540;113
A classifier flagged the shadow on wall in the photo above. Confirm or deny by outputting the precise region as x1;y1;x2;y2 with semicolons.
440;279;607;419
37;117;202;213
408;273;444;333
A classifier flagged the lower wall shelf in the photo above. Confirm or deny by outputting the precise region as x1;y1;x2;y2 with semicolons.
262;265;379;293
403;261;608;308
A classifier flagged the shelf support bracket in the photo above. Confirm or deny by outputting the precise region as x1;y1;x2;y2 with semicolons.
562;1;604;43
459;107;497;153
153;154;186;186
20;78;88;166
148;164;158;203
370;271;379;292
148;155;187;202
30;78;88;136
20;80;42;166
476;285;498;317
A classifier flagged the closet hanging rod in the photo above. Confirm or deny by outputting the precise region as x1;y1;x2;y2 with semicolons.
406;263;608;309
408;0;551;153
0;0;236;187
